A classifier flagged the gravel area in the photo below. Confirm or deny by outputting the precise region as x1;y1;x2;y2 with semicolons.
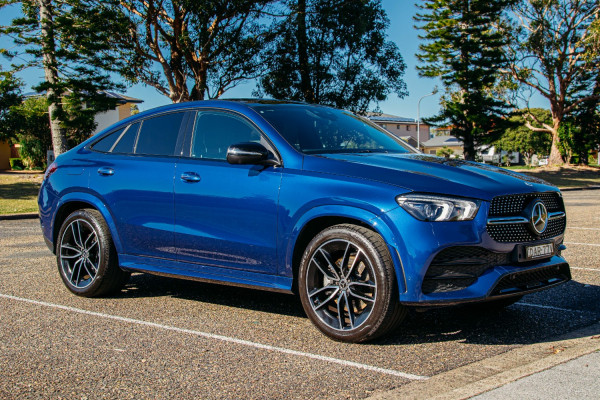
0;191;598;399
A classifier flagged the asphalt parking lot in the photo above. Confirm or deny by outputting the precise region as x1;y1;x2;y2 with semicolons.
1;191;599;399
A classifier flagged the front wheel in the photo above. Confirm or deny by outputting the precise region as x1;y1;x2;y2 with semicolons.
56;209;129;297
298;224;406;343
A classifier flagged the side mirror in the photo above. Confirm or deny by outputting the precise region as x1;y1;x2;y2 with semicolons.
226;142;279;166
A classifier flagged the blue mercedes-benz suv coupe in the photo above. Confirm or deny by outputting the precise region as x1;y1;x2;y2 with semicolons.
38;100;570;342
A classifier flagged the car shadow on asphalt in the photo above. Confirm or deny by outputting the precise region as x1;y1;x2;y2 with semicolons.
112;273;600;346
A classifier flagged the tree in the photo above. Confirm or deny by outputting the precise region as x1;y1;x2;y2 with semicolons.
92;0;275;102
436;146;454;158
257;0;407;113
10;96;52;168
415;0;515;161
504;0;600;165
0;68;22;141
1;0;124;156
495;108;552;166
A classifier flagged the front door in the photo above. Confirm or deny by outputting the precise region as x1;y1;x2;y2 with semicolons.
174;110;281;273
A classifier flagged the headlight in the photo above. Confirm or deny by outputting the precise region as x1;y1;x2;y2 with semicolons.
396;194;480;222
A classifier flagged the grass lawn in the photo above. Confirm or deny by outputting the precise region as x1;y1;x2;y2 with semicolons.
0;173;43;215
512;165;600;188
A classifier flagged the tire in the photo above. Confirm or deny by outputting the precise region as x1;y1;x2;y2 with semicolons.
56;209;129;297
298;224;406;343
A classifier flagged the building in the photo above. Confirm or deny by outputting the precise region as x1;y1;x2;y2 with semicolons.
421;136;464;157
92;92;144;134
367;113;431;147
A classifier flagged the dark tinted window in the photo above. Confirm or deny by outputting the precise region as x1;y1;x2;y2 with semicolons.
112;122;140;154
135;112;185;156
191;111;262;160
91;127;126;152
251;104;412;154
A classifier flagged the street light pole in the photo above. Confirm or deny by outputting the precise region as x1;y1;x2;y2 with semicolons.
417;86;438;151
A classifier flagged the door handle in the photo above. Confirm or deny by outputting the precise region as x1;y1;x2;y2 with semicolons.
180;172;201;183
97;167;114;176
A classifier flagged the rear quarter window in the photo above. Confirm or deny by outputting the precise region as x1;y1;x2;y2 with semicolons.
135;112;185;156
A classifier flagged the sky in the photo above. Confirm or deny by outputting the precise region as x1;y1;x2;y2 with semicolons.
0;1;543;120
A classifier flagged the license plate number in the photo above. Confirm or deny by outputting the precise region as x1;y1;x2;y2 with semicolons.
526;243;554;260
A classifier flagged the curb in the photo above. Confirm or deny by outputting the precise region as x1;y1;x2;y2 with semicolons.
0;213;39;221
367;322;600;400
560;186;600;192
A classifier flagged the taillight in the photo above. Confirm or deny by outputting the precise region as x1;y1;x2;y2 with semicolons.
44;161;58;181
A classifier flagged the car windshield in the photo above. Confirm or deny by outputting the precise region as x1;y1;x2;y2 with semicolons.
250;104;414;155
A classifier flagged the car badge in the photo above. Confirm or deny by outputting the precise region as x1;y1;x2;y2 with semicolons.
530;201;548;234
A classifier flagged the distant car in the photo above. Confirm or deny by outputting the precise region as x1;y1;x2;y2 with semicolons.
539;157;549;166
38;100;571;342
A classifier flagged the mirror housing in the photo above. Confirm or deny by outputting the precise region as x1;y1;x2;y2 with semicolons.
226;142;279;166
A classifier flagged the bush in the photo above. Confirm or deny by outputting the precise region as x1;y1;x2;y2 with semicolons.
18;136;47;169
9;158;24;170
589;154;598;165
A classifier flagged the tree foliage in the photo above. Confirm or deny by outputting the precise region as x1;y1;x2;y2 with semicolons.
436;146;454;158
504;0;600;165
0;0;124;155
495;108;552;165
89;0;275;102
0;68;22;142
415;0;515;161
257;0;407;113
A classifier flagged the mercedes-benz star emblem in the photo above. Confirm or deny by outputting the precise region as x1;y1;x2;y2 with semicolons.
530;201;548;234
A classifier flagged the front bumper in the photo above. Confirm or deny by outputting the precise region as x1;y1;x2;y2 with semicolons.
378;201;570;305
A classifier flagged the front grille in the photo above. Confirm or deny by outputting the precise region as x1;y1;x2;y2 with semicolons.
490;263;571;296
487;217;566;243
487;192;566;243
422;246;511;294
490;192;563;216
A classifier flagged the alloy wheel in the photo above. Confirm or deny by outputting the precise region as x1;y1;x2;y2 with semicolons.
305;239;377;331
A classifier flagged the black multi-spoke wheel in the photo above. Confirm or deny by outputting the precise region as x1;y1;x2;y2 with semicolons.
56;209;129;297
299;224;406;342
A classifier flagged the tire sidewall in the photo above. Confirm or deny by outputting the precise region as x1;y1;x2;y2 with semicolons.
298;225;395;342
56;209;112;296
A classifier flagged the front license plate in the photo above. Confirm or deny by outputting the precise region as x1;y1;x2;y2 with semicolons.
526;243;554;260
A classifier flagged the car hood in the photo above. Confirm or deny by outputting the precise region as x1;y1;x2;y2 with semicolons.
302;153;557;201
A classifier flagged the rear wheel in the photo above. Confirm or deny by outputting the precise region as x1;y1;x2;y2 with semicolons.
56;209;129;297
298;224;406;343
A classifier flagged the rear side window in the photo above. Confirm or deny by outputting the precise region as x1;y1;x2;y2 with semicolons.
112;122;140;154
91;127;126;152
135;112;185;156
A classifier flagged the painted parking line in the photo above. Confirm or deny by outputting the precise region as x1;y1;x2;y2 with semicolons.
515;302;594;314
566;227;600;231
570;266;600;272
0;293;428;381
564;242;600;247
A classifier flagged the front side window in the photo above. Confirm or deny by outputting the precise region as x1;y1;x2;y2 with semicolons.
251;104;413;155
135;112;185;156
191;111;263;160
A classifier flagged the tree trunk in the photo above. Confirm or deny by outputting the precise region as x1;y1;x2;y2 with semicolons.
296;0;314;103
548;117;565;166
39;0;68;156
462;135;475;161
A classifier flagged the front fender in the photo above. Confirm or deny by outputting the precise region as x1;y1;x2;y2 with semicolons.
283;204;407;294
52;193;123;254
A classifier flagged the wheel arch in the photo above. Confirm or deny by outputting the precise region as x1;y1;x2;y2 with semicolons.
52;193;122;254
286;206;407;294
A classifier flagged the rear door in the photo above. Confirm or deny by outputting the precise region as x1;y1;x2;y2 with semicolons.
89;111;189;259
